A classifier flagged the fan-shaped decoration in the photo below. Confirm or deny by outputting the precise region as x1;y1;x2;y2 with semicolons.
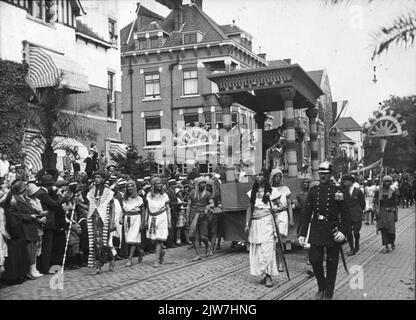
176;126;215;147
366;109;408;138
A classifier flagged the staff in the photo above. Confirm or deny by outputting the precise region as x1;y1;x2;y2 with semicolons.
61;205;76;274
268;199;290;281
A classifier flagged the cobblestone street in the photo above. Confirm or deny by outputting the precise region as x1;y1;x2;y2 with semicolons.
0;207;414;300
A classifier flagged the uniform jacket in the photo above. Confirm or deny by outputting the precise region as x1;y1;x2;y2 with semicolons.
300;183;351;247
343;187;365;223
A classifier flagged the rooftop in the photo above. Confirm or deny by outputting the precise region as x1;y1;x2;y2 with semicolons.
335;117;363;131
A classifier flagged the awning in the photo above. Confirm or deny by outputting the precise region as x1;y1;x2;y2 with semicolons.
108;142;128;166
27;46;89;93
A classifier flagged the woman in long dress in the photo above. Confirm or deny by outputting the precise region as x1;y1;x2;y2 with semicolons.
269;168;294;271
245;170;279;287
123;180;145;267
375;175;398;253
144;177;171;267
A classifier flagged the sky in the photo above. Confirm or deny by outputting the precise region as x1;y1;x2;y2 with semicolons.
117;0;416;125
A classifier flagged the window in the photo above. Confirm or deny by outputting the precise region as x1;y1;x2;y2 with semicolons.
232;112;238;128
145;117;161;146
25;0;74;26
150;37;159;48
183;70;198;95
107;72;115;119
183;33;197;44
109;19;117;40
184;114;199;127
138;39;147;50
32;0;43;19
144;73;160;98
240;114;247;129
204;112;212;129
215;112;223;129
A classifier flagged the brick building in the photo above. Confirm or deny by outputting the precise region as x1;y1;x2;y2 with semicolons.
120;0;268;174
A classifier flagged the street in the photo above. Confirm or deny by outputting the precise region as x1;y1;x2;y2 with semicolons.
0;207;413;300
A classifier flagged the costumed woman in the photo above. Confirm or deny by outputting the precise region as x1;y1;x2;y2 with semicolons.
144;177;171;267
245;170;279;288
122;180;145;267
269;168;294;271
87;170;117;275
375;175;398;254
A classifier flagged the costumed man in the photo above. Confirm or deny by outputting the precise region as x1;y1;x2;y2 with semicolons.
187;177;214;261
87;170;117;275
342;174;365;256
298;161;351;300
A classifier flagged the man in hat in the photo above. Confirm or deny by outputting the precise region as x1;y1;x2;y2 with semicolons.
341;174;365;256
165;179;179;248
36;174;73;274
299;161;351;300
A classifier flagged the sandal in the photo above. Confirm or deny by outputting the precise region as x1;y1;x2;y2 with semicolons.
191;256;202;262
125;261;132;267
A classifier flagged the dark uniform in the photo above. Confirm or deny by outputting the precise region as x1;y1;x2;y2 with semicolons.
299;182;350;299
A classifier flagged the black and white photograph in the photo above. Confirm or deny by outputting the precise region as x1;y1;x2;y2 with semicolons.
0;0;415;305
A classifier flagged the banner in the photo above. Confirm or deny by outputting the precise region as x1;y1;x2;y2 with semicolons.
350;160;381;174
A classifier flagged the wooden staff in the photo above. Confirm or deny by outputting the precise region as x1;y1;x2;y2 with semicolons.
61;205;76;274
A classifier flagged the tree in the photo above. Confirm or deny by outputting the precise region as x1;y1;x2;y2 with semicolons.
26;84;101;171
363;95;416;170
110;145;158;179
328;0;416;59
0;59;32;164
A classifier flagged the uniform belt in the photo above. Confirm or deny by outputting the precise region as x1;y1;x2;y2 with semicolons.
149;208;166;217
313;214;328;221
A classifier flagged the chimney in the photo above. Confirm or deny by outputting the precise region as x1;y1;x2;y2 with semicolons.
283;59;291;64
173;7;183;30
258;53;266;60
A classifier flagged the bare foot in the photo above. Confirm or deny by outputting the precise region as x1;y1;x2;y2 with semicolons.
192;256;202;262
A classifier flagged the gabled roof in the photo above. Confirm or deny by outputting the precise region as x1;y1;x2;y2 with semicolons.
121;3;250;53
120;4;166;49
307;70;324;87
339;131;355;143
335;117;362;131
139;21;166;33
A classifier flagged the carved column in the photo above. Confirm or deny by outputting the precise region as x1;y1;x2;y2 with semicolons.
306;107;319;181
217;95;235;182
280;87;298;177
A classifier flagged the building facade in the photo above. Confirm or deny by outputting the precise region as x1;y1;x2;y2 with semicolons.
120;1;268;174
335;117;364;161
0;0;122;171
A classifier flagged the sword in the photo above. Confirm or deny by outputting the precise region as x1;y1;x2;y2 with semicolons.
333;227;349;275
269;200;291;281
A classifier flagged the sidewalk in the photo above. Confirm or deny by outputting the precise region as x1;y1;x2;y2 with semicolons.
282;206;415;300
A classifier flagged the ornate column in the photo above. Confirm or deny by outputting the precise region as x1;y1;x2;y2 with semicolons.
306;107;319;181
280;87;298;177
218;95;235;182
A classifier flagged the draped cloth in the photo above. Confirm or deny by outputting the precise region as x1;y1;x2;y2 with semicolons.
86;187;115;268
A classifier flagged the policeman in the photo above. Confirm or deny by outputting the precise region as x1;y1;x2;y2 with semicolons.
298;161;351;300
